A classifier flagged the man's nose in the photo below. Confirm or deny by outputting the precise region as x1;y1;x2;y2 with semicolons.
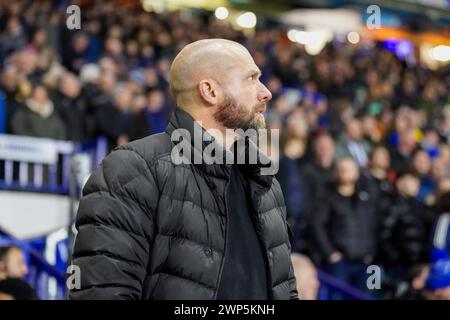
258;83;272;103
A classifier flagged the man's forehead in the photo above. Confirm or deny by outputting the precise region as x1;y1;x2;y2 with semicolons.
229;52;259;74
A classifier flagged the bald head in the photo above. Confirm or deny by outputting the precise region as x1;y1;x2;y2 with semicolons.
169;38;253;106
169;38;272;135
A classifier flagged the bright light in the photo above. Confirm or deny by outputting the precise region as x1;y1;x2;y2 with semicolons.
215;7;229;20
287;29;298;42
305;30;332;55
396;40;413;59
430;45;450;62
347;31;360;44
236;11;257;29
294;31;309;45
305;41;326;55
142;0;165;13
288;29;331;55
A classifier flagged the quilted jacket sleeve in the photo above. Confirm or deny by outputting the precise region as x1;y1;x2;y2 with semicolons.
69;148;159;300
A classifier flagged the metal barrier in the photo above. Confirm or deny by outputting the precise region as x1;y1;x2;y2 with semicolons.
0;135;108;299
0;134;107;194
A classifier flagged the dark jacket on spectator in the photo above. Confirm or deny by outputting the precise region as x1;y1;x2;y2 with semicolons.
69;108;297;300
277;156;308;252
52;90;87;142
126;108;170;142
311;180;378;262
361;170;395;220
379;194;432;267
10;99;66;140
301;162;335;203
94;102;127;150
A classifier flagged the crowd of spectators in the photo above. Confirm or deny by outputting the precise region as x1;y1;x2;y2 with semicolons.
1;0;450;299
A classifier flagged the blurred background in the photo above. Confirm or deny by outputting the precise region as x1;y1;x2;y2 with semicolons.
0;0;449;300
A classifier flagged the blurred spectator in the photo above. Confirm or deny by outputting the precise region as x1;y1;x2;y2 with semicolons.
62;32;89;74
85;20;102;64
26;29;54;72
363;146;395;223
389;128;418;172
438;144;450;174
411;149;435;204
126;88;170;141
301;133;336;200
421;128;440;159
0;278;36;300
0;245;28;280
0;64;23;121
424;258;450;300
277;131;309;253
379;171;431;281
311;157;378;297
95;83;131;149
430;191;450;262
10;84;67;139
52;72;87;141
300;133;336;258
431;156;449;185
439;107;450;145
395;75;418;110
335;118;371;167
104;37;127;68
91;70;116;109
384;264;429;300
362;115;383;145
0;16;27;62
291;253;320;300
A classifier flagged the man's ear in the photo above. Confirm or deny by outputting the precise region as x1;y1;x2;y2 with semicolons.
198;79;221;105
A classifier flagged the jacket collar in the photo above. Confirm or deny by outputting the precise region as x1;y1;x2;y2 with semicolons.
165;107;274;189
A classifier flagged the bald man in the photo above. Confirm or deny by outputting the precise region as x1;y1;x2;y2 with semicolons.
70;39;298;300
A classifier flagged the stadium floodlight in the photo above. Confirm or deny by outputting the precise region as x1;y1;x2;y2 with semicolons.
236;11;257;29
430;45;450;62
215;7;229;20
304;30;332;55
294;31;309;45
287;29;298;42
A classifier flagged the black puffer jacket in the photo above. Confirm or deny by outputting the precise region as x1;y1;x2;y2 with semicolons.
69;108;297;300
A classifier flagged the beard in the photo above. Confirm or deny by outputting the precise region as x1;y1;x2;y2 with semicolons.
213;93;266;131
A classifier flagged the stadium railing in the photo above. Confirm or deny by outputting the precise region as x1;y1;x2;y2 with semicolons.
0;134;107;299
